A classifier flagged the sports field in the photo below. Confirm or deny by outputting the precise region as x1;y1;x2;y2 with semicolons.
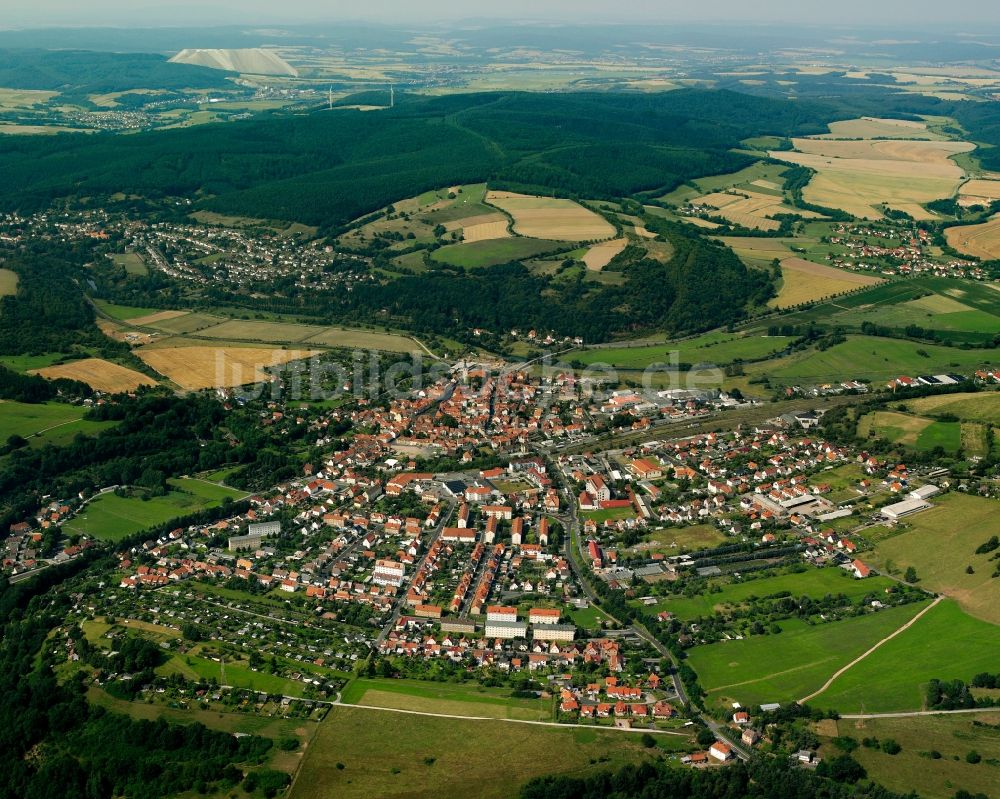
945;214;1000;260
0;268;18;296
64;479;247;541
486;191;615;241
289;706;689;799
109;252;148;276
32;357;157;393
138;346;320;390
815;600;1000;713
686;601;927;710
342;677;551;721
866;493;1000;624
770;258;882;308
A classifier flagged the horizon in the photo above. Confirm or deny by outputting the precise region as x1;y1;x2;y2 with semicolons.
4;1;1000;30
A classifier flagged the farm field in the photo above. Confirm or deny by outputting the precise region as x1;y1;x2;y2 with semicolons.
137;346;320;390
432;237;564;268
866;493;1000;624
770;258;883;308
0;400;113;445
637;567;896;619
289;705;689;799
826;712;1000;799
957;178;1000;206
341;678;551;721
834;292;1000;338
755;335;994;385
945;214;1000;260
486;191;615;241
856;411;963;453
686;601;927;710
691;190;817;231
32;357;157;393
815;116;944;140
583;237;627;270
575;331;790;369
0;268;18;296
771;137;973;219
659;161;791;206
92;300;162;321
64;481;246;541
138;311;226;334
815;600;1000;713
904;391;1000;423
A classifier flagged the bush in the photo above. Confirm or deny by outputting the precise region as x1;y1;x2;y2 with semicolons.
641;733;657;749
881;739;902;755
832;736;858;752
966;750;982;764
243;768;291;798
277;736;299;751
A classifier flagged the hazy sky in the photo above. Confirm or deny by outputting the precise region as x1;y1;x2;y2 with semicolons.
5;0;999;28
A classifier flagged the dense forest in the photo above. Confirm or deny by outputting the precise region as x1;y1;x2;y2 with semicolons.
0;48;232;93
0;89;839;230
519;758;910;799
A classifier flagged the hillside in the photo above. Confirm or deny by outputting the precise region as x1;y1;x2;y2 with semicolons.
169;48;298;77
0;89;834;228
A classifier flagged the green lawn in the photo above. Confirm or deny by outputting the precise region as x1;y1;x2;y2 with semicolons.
638;567;896;619
0;400;114;446
758;335;994;385
576;332;790;370
867;493;1000;625
290;706;691;799
626;524;727;557
109;252;148;276
580;506;637;523
0;353;73;372
432;238;564;269
816;600;1000;713
906;391;1000;424
341;678;551;721
64;483;245;541
158;652;309;697
92;299;161;321
686;601;927;710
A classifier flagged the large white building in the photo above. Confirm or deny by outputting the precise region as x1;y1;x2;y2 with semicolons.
486;605;518;622
532;623;576;642
373;558;406;587
485;619;528;639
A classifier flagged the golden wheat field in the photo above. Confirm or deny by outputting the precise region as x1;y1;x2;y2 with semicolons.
945;214;1000;260
138;347;320;390
583;238;628;270
33;358;157;393
771;137;972;220
485;191;615;241
769;258;883;309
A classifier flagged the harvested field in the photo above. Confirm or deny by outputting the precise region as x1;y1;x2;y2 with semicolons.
958;178;1000;206
138;347;319;390
770;258;883;308
300;328;420;352
816;116;941;140
485;191;614;241
771;137;972;220
196;319;324;343
128;310;188;327
142;312;225;334
693;190;820;231
33;358;156;393
462;220;510;242
583;238;627;270
945;214;1000;260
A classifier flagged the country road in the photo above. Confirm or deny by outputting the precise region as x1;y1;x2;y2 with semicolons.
841;707;1000;720
799;595;944;705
